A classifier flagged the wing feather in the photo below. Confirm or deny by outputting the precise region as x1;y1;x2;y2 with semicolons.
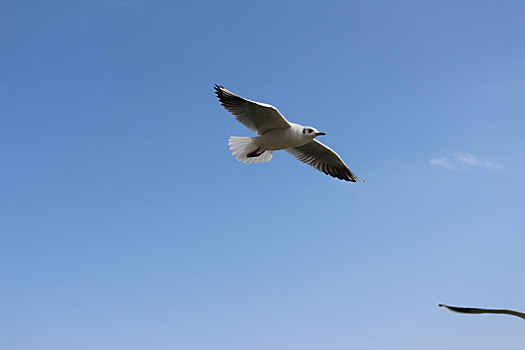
439;304;525;320
286;140;362;182
214;85;291;134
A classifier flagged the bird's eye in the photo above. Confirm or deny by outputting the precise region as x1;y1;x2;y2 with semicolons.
308;129;313;133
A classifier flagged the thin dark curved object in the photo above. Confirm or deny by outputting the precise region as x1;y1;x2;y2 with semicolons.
439;304;525;320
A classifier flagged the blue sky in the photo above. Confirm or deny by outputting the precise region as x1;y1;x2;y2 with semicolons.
1;1;524;349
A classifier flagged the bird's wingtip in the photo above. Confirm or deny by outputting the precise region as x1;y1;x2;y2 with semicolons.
213;85;224;98
439;304;454;312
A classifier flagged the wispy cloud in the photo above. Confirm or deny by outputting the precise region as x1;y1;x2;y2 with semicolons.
455;152;501;168
429;152;501;170
429;157;455;169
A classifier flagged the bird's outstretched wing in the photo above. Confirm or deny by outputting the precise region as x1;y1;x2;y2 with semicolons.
286;139;362;182
439;304;525;320
214;85;291;135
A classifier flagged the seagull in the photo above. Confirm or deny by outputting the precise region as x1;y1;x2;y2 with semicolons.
214;85;362;182
439;304;525;320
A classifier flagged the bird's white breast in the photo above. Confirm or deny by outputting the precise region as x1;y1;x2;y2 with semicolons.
256;124;313;151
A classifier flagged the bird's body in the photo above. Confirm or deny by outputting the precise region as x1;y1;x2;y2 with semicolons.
249;123;314;151
214;85;362;182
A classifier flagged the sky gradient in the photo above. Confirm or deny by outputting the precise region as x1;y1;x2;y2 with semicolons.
2;1;525;349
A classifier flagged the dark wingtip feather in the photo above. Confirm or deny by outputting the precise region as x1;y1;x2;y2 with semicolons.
214;84;222;94
341;167;360;182
214;85;231;107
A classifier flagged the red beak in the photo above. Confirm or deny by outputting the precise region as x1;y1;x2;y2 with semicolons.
315;132;326;136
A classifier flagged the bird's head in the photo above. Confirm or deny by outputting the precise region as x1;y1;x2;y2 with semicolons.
302;126;326;138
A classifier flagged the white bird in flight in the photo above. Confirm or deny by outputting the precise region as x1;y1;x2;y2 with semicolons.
439;304;525;320
214;85;362;182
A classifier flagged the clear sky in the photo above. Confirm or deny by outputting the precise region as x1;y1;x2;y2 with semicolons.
1;1;525;349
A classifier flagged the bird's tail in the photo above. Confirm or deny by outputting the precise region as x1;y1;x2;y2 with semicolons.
228;136;273;164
